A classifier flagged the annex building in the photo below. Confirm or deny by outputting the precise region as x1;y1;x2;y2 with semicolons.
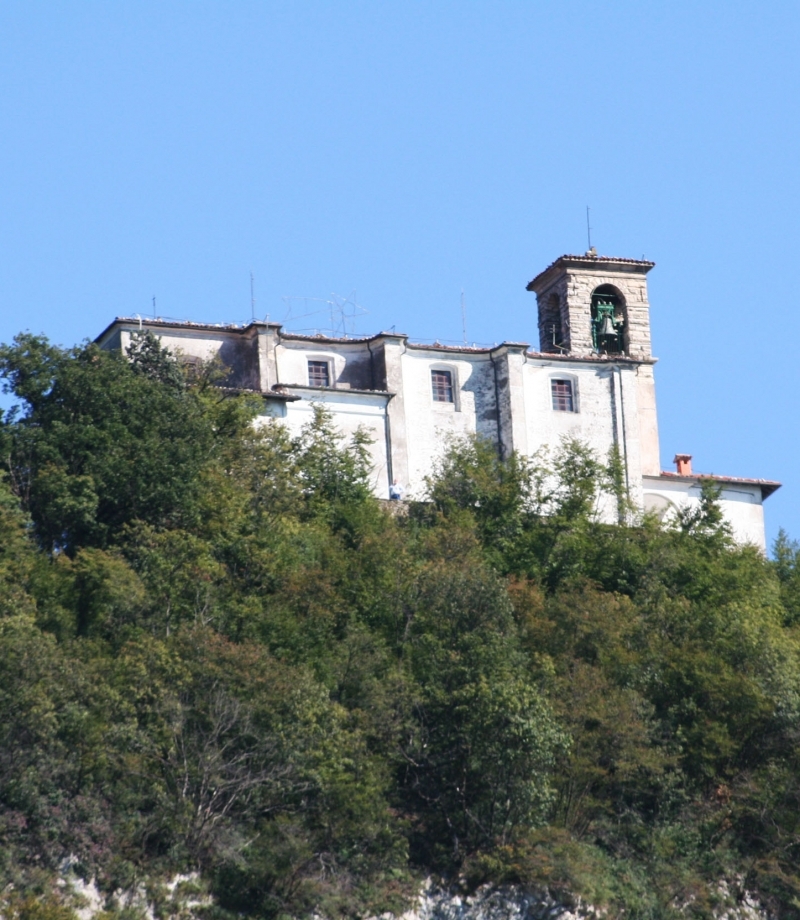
96;251;780;549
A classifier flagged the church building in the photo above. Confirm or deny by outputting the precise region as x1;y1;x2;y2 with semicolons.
95;251;780;549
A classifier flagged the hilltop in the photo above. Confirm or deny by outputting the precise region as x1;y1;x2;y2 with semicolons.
2;333;800;920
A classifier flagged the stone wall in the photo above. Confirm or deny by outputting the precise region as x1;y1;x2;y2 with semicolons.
529;258;654;360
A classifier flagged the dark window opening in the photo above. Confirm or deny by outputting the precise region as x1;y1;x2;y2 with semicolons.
431;369;454;403
540;292;564;353
551;379;575;412
308;360;330;387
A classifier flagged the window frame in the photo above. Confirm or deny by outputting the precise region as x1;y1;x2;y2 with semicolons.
550;376;578;413
307;358;332;388
430;366;457;406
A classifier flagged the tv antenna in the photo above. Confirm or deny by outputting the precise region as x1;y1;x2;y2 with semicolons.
586;206;593;251
152;296;156;319
280;290;368;337
461;289;467;345
250;271;255;322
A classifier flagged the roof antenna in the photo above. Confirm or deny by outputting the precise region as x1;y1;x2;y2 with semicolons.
250;271;255;322
152;296;156;319
585;207;597;257
461;289;467;345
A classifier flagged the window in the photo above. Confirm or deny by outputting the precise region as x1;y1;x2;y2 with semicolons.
551;378;575;412
308;360;330;387
431;369;454;403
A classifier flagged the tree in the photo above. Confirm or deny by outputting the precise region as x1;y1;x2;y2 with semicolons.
0;335;226;553
0;475;37;617
772;529;800;625
399;560;566;865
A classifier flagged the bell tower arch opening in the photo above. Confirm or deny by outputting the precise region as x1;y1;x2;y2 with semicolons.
590;284;627;355
538;291;565;353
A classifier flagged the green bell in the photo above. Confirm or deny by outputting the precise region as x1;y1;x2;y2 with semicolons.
599;314;617;337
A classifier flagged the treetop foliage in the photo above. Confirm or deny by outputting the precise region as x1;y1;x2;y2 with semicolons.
1;334;800;919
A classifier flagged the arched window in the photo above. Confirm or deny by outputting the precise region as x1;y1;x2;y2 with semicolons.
590;285;627;355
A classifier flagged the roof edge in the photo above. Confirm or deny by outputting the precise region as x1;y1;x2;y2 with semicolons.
527;253;656;293
645;471;781;500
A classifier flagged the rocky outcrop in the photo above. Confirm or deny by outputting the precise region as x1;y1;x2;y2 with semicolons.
51;865;773;920
377;882;602;920
370;879;772;920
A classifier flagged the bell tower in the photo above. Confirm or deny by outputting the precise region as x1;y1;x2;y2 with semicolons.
526;251;655;359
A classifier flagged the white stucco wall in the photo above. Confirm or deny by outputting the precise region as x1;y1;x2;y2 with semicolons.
257;390;391;498
106;323;264;391
135;329;232;362
642;476;767;550
635;365;661;476
521;361;633;521
522;362;614;457
276;342;347;388
399;350;496;498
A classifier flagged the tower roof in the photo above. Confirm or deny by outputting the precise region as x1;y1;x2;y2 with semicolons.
526;253;655;293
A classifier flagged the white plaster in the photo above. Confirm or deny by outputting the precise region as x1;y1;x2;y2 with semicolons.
260;390;392;498
399;350;492;498
643;476;767;550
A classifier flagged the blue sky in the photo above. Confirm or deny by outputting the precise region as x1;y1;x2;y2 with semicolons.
1;2;798;548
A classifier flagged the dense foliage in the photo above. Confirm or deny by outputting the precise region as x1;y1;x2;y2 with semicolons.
2;333;800;919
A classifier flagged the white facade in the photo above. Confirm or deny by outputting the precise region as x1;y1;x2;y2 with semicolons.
96;252;779;549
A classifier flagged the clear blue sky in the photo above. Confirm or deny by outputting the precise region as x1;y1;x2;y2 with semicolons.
2;2;798;548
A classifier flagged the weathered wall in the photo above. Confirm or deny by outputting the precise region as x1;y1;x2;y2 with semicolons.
524;357;642;521
635;364;661;476
274;338;376;390
107;323;262;390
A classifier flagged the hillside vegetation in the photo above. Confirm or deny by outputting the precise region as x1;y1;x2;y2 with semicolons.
2;333;800;920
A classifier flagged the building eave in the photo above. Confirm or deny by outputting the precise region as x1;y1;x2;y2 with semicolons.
525;350;658;366
275;383;394;400
526;254;656;294
279;330;408;345
94;315;282;346
404;340;530;357
644;472;782;501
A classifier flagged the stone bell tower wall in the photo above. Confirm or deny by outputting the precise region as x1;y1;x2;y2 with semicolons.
528;255;655;359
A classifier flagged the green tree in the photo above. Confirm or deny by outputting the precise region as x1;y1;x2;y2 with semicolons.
0;335;224;553
399;561;566;865
0;475;37;617
773;528;800;625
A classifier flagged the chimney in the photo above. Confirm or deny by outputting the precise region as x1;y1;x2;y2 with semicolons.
673;453;693;476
